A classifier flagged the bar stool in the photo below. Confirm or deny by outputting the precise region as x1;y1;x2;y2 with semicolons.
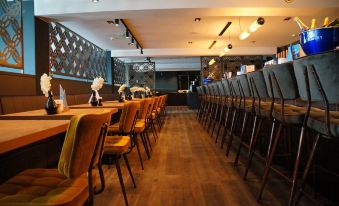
217;79;234;144
292;51;339;205
0;111;111;206
104;102;138;206
258;62;308;204
210;81;226;138
209;82;223;136
224;75;253;157
202;84;213;127
243;70;274;179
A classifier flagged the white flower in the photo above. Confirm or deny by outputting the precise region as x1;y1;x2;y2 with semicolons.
145;86;151;92
118;84;126;93
130;86;139;93
40;73;52;97
137;87;146;92
91;77;105;91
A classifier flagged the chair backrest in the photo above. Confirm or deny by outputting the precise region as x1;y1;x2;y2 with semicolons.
118;102;139;133
140;98;153;120
216;81;225;96
247;70;269;99
263;62;299;100
58;110;111;178
236;74;251;98
294;50;339;104
137;99;146;118
221;79;232;96
230;78;240;96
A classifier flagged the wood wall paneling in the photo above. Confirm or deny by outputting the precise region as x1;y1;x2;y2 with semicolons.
0;72;36;96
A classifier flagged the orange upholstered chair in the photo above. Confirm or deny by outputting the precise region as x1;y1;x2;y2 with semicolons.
103;102;138;206
0;111;111;206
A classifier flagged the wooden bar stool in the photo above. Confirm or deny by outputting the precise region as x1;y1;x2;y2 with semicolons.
0;111;111;206
291;50;339;205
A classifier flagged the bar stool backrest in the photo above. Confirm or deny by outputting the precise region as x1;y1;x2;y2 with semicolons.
217;81;225;96
236;74;251;98
247;70;269;99
230;78;240;97
221;79;232;96
263;62;299;100
294;51;339;104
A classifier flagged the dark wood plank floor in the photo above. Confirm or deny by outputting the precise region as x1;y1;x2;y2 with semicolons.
95;106;315;206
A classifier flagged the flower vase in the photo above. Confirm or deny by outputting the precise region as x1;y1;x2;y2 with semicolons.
90;90;98;106
45;91;58;115
98;98;103;106
118;92;124;102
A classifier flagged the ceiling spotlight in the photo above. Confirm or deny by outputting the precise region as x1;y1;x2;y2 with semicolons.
92;0;99;3
249;17;265;32
239;30;250;40
128;38;135;46
114;19;119;27
141;49;143;54
188;41;193;44
194;18;201;22
227;43;233;49
125;30;130;39
136;43;139;49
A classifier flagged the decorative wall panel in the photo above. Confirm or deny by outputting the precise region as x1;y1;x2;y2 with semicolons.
49;22;107;80
112;57;126;85
0;0;23;68
126;62;155;89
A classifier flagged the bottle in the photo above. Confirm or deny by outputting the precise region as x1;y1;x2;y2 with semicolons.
310;19;316;29
294;17;309;31
323;17;329;27
327;18;339;27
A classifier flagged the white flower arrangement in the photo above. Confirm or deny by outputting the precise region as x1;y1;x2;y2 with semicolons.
91;77;105;91
118;84;126;93
130;86;139;93
40;73;52;97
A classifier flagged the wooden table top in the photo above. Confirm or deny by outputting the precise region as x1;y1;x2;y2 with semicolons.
0;107;118;154
69;101;141;109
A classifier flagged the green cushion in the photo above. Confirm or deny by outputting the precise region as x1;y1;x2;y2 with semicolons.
247;70;269;99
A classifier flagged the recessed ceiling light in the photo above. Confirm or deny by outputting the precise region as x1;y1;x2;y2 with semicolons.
284;0;294;3
92;0;99;3
194;18;201;22
284;17;292;21
188;41;193;44
291;34;296;37
250;40;256;43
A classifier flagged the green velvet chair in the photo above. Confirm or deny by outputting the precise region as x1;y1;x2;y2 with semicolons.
0;111;111;206
104;102;138;206
258;62;308;205
292;50;339;205
243;70;274;179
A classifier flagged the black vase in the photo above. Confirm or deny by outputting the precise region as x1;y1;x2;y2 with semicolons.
45;91;57;115
90;90;98;106
118;93;124;102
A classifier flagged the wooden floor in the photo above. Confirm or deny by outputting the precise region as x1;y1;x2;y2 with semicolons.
95;106;315;206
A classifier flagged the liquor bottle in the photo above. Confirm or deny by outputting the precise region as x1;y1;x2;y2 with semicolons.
310;19;316;29
327;18;339;27
294;17;309;30
322;17;329;27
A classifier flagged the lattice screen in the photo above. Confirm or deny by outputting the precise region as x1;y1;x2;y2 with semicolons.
126;62;155;89
49;22;107;80
113;58;126;86
0;0;23;68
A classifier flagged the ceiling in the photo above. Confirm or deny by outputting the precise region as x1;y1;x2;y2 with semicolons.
35;0;339;57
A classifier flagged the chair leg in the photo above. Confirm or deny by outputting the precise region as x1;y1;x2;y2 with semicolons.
87;170;94;206
257;122;282;201
144;131;153;151
293;133;320;206
234;112;249;166
140;133;151;159
288;126;307;206
94;160;105;194
210;104;221;138
151;120;158;140
207;103;216;133
115;156;129;206
123;154;136;188
215;105;226;142
225;109;239;157
134;135;144;170
243;116;263;179
219;106;231;145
